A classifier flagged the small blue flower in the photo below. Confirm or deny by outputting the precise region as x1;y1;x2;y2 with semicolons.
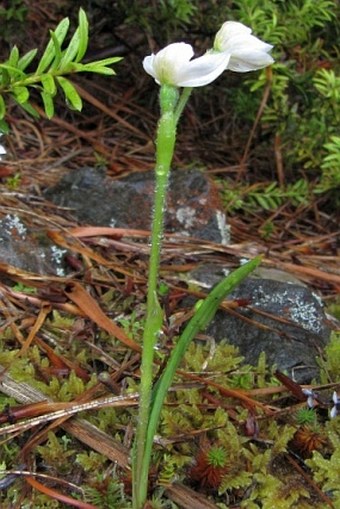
330;391;340;419
302;388;317;409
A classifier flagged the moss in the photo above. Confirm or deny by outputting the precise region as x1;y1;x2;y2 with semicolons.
0;303;337;508
306;418;340;505
36;432;76;475
318;331;340;383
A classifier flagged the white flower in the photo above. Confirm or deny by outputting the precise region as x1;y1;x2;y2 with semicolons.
143;42;230;87
214;21;274;72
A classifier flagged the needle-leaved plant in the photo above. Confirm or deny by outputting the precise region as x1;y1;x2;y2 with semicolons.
0;8;122;133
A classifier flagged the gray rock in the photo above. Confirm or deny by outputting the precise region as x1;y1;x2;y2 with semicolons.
188;265;330;383
2;166;330;383
44;167;230;244
0;214;67;276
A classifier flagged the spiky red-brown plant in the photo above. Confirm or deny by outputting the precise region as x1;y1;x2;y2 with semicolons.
189;444;229;490
291;425;327;457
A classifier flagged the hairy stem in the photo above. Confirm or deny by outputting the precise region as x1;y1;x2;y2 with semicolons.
132;84;179;509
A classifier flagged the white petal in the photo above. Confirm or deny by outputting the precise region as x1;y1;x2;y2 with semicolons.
143;43;195;86
176;51;231;87
223;33;273;54
143;55;158;80
155;42;194;64
227;50;274;72
143;42;230;87
214;20;274;73
330;406;338;419
214;21;251;52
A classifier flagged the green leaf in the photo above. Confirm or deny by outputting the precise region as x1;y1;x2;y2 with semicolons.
82;66;117;75
16;100;39;119
61;62;84;72
41;91;54;119
0;118;9;134
72;58;123;75
56;76;82;111
49;30;63;70
41;73;56;96
8;45;19;67
64;56;123;75
0;67;10;86
0;94;6;120
18;48;38;71
256;195;272;209
35;17;70;74
58;27;80;70
266;182;278;192
179;256;262;333
81;56;123;69
12;86;29;104
76;8;89;62
64;62;111;75
143;256;263;473
0;63;25;80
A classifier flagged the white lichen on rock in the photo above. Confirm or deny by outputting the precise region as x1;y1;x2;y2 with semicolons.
252;286;323;334
216;210;230;245
50;245;67;276
2;214;27;239
176;206;196;229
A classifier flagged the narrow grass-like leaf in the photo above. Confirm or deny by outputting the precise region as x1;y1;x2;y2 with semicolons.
142;256;263;477
56;76;82;111
12;86;29;104
153;256;262;400
41;73;56;96
35;17;70;74
18;48;38;71
76;8;89;62
41;91;54;119
0;95;6;119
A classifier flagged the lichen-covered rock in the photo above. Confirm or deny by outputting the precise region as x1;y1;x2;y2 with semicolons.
44;167;230;244
0;214;67;275
188;265;330;383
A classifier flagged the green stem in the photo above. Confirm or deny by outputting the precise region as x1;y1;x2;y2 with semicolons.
132;84;179;509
